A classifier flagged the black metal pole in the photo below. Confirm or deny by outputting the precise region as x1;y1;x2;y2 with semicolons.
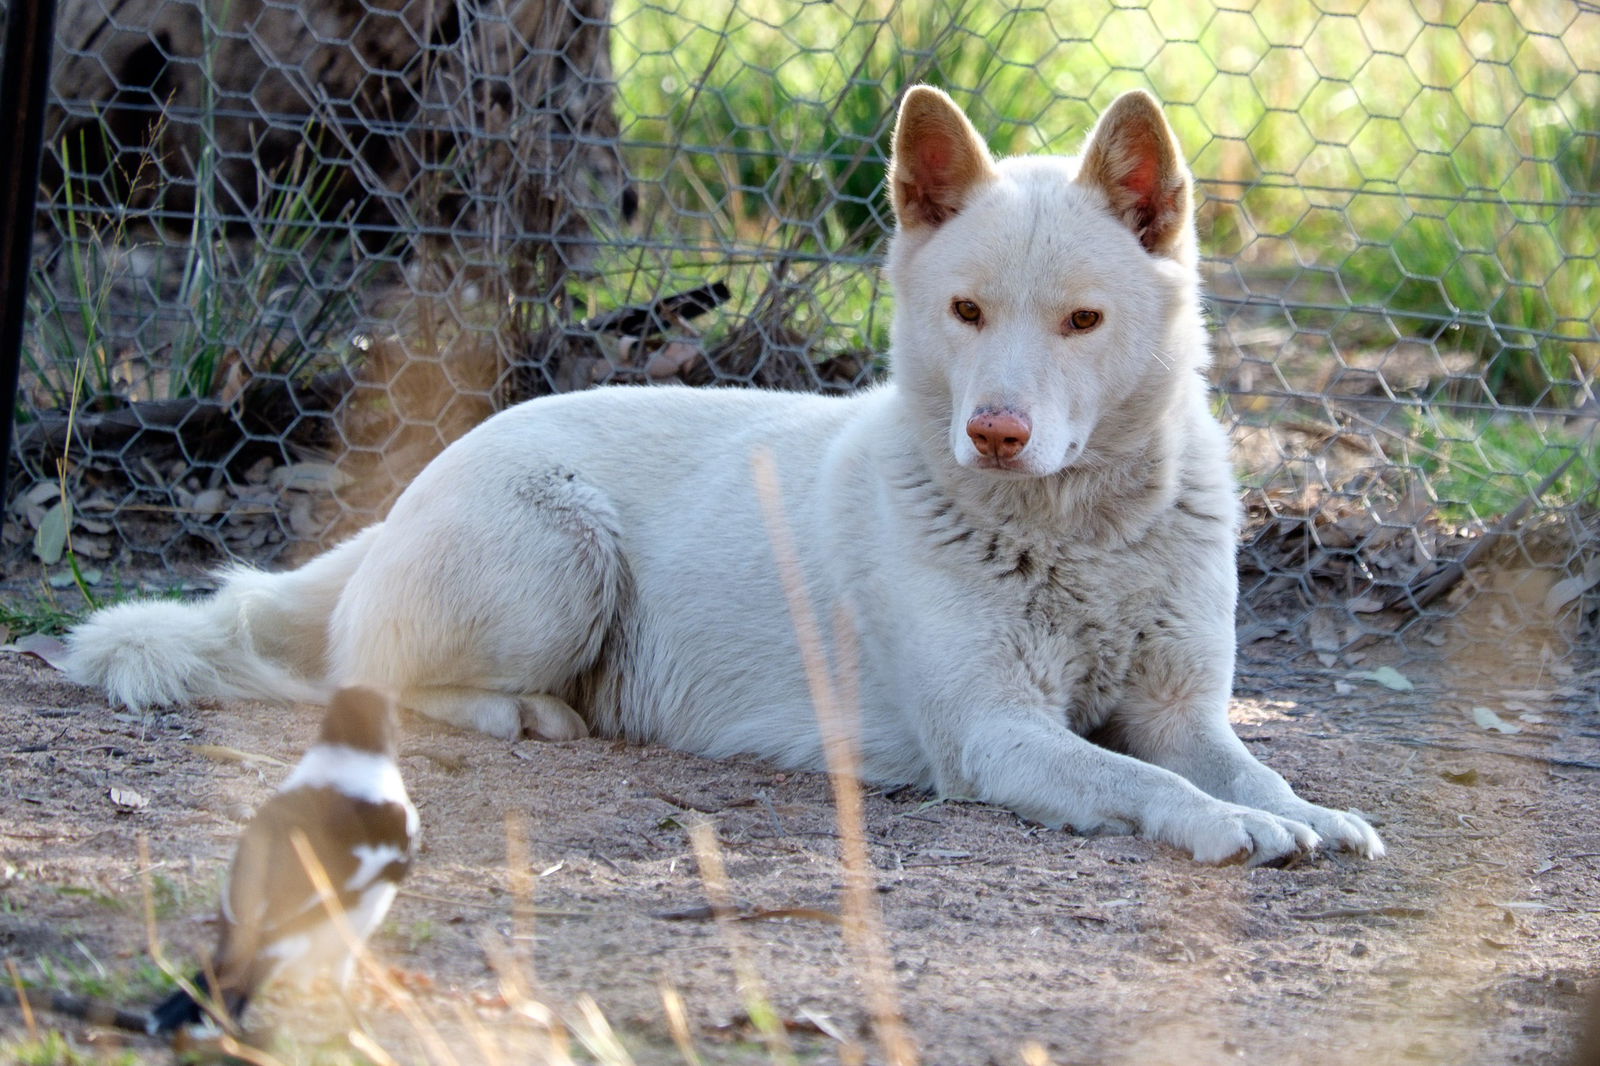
0;0;62;555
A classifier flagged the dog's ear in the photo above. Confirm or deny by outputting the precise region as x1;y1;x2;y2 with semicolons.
888;86;998;231
1079;90;1194;261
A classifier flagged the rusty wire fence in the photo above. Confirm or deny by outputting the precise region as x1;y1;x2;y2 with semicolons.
3;0;1597;673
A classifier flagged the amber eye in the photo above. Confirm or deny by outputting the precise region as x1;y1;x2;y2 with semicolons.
1066;309;1101;332
952;299;983;325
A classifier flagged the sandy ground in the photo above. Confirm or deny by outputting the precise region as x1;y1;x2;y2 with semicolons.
2;620;1598;1065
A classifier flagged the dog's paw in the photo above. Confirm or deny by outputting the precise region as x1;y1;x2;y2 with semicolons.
1180;804;1320;867
518;695;590;741
1277;802;1385;859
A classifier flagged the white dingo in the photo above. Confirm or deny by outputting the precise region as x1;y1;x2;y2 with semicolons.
67;87;1383;864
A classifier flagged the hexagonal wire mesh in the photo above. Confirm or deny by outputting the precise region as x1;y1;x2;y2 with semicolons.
5;0;1598;676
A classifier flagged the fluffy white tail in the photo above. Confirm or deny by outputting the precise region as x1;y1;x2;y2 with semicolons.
65;528;378;710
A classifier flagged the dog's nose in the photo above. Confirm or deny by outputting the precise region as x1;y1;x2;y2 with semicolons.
966;410;1032;460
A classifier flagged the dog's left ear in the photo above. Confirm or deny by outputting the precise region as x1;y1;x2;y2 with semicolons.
888;85;999;231
1079;91;1194;261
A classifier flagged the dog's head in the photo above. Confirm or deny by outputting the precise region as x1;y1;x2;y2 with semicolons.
885;86;1205;480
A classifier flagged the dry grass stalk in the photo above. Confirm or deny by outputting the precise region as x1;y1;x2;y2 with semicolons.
5;959;38;1040
687;820;798;1064
749;447;919;1066
660;981;705;1066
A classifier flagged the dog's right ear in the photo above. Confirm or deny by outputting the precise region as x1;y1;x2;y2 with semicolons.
888;86;998;231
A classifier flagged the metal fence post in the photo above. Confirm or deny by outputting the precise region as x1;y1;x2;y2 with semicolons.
0;0;61;556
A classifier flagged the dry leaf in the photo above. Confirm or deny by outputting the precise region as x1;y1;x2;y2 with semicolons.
1543;560;1600;614
1471;706;1521;734
187;743;290;768
108;786;149;810
1;633;74;671
1351;666;1413;692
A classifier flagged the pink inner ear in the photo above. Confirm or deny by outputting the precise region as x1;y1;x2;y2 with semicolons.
1122;151;1160;204
1113;129;1164;206
916;138;954;182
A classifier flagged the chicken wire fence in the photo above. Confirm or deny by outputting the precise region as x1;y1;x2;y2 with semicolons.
3;0;1598;668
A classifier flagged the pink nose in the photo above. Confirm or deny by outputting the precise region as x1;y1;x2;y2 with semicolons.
966;409;1032;460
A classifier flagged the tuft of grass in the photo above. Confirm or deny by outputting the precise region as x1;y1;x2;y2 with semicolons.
1399;411;1599;524
30;946;170;1004
1;1030;141;1066
0;589;84;637
26;63;368;412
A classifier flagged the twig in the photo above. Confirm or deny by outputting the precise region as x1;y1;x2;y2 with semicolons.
581;281;731;338
651;905;842;925
398;887;592;917
1290;906;1431;920
15;368;354;460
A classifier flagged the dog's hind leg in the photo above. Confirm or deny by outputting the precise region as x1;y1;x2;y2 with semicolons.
401;688;589;740
327;465;627;739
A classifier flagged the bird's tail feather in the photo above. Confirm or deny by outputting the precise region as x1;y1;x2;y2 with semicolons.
145;971;248;1036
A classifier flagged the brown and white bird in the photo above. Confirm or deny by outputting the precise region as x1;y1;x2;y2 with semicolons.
148;686;417;1036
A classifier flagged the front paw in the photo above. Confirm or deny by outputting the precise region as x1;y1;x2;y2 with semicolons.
1155;801;1320;866
1280;802;1385;859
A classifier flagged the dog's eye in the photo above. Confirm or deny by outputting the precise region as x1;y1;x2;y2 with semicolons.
1065;309;1101;332
951;299;983;325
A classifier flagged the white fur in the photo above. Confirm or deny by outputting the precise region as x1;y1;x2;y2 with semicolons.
65;89;1382;865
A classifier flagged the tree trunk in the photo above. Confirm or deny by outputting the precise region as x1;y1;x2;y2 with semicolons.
40;0;625;281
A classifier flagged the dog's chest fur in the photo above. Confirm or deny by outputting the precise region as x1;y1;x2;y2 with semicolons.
890;465;1210;736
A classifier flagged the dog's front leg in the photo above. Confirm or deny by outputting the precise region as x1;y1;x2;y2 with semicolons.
940;709;1319;866
1112;665;1385;857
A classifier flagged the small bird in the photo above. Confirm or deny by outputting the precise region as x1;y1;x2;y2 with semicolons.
148;686;417;1036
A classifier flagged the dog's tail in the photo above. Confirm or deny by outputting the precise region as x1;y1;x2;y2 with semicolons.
65;526;379;710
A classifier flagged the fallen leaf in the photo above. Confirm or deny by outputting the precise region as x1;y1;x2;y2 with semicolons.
108;786;149;810
1471;706;1521;734
33;500;67;564
0;633;73;671
1351;666;1413;692
1543;560;1600;614
187;744;290;768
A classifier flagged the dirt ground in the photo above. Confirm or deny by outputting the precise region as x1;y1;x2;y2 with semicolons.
2;608;1598;1066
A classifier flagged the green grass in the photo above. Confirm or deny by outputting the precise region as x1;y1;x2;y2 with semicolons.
1399;411;1599;524
30;948;172;1005
1;1031;141;1066
608;0;1599;406
0;590;83;637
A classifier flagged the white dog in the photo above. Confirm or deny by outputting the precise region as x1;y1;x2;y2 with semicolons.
67;86;1383;865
